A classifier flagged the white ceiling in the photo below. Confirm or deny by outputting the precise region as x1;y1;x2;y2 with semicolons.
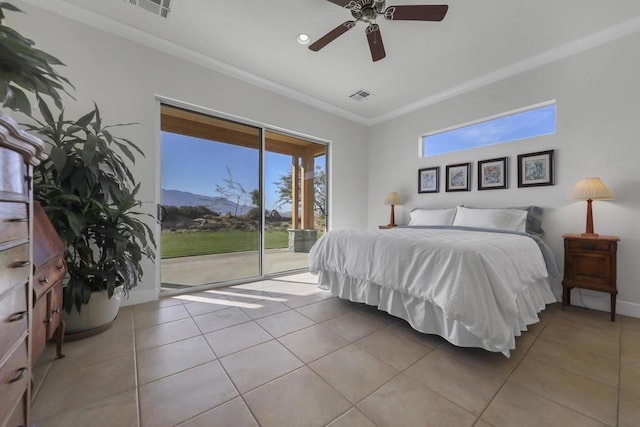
28;0;640;125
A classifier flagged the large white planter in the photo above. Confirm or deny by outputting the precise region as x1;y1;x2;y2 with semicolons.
63;286;124;334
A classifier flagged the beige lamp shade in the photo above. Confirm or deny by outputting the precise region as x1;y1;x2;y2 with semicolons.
568;177;614;201
568;177;614;237
383;192;402;206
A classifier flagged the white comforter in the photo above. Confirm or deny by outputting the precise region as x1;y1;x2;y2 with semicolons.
309;227;549;351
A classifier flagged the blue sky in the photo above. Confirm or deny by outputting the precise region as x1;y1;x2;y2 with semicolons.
161;132;325;211
423;104;556;156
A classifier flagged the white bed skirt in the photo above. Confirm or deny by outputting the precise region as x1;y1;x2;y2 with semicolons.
317;270;557;357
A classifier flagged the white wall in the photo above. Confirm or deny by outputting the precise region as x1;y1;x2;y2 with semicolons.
7;2;369;305
367;30;640;317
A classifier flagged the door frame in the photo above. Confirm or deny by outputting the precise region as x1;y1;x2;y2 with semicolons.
154;96;330;297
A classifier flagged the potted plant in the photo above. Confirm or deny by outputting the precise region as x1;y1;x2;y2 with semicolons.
28;98;155;333
1;3;154;334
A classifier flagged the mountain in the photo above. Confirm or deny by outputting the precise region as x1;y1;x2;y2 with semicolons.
161;189;252;215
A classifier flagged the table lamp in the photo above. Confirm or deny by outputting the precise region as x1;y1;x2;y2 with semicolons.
383;192;402;227
567;177;614;237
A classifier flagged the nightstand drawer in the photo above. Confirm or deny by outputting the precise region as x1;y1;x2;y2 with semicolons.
566;239;612;253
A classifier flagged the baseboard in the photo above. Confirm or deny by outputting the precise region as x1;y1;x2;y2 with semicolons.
566;289;640;319
121;288;159;307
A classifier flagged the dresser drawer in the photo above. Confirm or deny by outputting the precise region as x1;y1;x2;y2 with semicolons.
0;244;30;297
0;283;28;360
4;392;26;427
47;282;63;340
0;147;27;200
0;203;28;246
32;296;47;363
33;255;65;301
0;339;29;420
566;239;613;253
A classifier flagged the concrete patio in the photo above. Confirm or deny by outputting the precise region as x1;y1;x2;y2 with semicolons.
161;248;310;291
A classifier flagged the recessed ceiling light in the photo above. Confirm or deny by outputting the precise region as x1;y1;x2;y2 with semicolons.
297;33;310;45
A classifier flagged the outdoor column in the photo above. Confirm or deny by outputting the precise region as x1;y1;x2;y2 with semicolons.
291;155;300;230
301;150;315;229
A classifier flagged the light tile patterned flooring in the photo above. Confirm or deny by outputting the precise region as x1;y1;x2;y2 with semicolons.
32;272;640;426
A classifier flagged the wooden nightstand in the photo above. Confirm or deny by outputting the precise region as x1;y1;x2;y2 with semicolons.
378;225;398;229
562;233;619;321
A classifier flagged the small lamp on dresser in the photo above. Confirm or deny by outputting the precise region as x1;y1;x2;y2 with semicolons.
567;177;614;237
383;192;402;227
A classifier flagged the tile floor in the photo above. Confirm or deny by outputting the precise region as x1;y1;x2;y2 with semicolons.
31;272;640;426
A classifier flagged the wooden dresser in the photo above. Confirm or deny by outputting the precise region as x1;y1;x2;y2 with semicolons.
32;201;66;362
0;113;46;427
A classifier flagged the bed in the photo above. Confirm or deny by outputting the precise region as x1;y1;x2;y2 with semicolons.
309;206;559;357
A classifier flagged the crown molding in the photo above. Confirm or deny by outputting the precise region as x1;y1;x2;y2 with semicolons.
368;15;640;125
19;0;370;126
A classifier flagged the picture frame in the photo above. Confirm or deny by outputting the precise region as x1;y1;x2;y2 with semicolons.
445;162;471;192
517;149;555;187
478;157;508;190
418;166;439;193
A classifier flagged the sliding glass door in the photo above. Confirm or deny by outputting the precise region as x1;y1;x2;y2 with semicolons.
263;131;327;275
159;105;327;293
160;105;261;291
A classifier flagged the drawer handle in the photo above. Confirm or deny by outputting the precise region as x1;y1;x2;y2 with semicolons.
39;276;49;284
57;264;65;271
13;260;31;268
44;317;52;324
9;311;27;322
582;243;596;250
8;217;29;223
52;309;60;314
9;367;27;384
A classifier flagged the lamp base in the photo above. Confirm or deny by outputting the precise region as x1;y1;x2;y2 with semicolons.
580;232;599;238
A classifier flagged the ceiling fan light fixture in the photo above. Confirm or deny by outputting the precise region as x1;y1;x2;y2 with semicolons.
297;33;311;45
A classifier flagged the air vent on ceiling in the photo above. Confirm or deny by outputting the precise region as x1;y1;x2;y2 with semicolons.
126;0;171;18
349;89;373;101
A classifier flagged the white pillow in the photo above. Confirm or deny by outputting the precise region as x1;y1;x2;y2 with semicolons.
409;208;457;226
452;206;527;232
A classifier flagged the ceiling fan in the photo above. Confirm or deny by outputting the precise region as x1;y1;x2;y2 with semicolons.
309;0;448;62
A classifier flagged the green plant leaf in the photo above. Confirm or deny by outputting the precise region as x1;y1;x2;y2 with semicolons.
6;84;30;114
82;133;97;165
0;2;23;13
74;109;95;128
37;95;54;125
50;145;67;174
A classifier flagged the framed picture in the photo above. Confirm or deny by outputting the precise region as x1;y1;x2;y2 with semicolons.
478;157;508;190
445;162;471;192
517;149;555;187
418;166;439;193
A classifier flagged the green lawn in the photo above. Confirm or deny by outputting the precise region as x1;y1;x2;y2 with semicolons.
161;230;289;258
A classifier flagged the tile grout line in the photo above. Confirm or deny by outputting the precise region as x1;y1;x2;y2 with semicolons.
502;314;620;426
130;310;143;427
616;321;622;427
185;295;261;426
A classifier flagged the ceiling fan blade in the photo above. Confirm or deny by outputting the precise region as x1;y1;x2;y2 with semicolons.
366;24;386;62
326;0;358;9
384;4;449;21
309;21;356;52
